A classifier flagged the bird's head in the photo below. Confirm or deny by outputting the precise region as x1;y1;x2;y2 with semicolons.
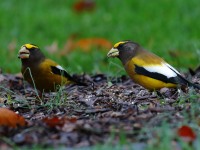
107;41;140;65
18;44;45;64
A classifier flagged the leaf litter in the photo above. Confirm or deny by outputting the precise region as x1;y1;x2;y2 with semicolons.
0;69;199;149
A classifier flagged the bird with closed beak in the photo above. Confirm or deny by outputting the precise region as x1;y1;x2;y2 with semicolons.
107;41;200;90
18;44;85;92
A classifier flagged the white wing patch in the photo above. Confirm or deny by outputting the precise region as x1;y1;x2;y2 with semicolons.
56;65;65;71
164;63;181;75
143;62;180;78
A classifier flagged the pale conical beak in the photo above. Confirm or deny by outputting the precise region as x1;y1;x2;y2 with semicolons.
18;46;30;59
107;48;119;58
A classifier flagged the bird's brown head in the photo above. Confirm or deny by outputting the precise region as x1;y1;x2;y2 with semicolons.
107;41;140;65
18;44;45;65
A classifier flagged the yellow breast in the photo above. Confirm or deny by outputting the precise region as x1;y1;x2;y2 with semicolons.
124;57;177;90
22;59;72;92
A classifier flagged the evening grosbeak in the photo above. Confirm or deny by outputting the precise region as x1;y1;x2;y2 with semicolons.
18;44;85;92
107;41;200;90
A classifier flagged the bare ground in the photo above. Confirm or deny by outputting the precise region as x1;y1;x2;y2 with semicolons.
0;70;199;149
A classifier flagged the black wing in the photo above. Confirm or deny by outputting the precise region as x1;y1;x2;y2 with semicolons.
51;66;74;81
134;64;189;85
51;66;87;86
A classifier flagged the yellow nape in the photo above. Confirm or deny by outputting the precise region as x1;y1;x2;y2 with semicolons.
114;41;127;48
132;74;177;90
23;44;38;49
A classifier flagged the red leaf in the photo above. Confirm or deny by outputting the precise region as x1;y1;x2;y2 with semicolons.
43;116;65;128
177;125;196;142
66;116;77;123
42;116;77;128
73;0;95;13
0;108;26;128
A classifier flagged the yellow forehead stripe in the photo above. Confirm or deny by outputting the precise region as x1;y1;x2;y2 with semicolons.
113;41;126;48
23;44;38;49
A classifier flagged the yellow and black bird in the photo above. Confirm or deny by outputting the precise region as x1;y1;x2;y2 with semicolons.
107;41;200;90
18;44;85;92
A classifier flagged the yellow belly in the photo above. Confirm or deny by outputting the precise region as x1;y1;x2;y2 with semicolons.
132;74;177;90
124;58;177;90
22;59;72;92
23;68;71;92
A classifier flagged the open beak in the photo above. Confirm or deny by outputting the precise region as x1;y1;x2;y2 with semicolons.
107;48;119;58
18;46;30;59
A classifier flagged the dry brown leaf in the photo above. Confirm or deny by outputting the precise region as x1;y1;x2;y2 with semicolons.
0;108;26;128
60;37;112;55
74;38;112;51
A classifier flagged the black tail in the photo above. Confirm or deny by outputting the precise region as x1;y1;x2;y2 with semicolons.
177;74;200;89
72;78;88;86
190;83;200;89
51;66;87;86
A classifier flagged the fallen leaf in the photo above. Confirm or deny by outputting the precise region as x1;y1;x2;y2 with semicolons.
67;117;77;123
177;125;196;142
73;0;95;13
0;108;26;128
43;116;77;128
60;37;112;55
43;116;65;128
74;38;112;51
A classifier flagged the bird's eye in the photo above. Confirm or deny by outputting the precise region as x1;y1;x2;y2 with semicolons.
116;44;122;49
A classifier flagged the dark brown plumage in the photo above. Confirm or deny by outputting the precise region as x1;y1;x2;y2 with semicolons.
18;44;84;92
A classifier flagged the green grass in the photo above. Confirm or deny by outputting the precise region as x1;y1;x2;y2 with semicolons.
0;0;200;149
0;0;199;74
